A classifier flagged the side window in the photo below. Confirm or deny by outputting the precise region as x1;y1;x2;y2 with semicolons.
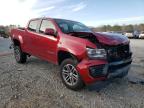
59;23;69;33
28;20;38;32
39;20;56;33
73;24;82;31
73;23;87;32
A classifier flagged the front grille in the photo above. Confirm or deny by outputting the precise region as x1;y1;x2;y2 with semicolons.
106;44;132;62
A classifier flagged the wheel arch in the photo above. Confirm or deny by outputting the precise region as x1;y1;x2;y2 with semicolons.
13;39;21;46
57;50;78;65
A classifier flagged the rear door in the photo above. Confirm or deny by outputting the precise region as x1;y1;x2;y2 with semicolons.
24;19;42;56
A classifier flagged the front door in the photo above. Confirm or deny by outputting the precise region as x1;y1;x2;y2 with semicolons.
37;19;58;63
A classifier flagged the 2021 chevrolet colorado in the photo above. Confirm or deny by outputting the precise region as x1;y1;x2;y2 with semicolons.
10;17;132;90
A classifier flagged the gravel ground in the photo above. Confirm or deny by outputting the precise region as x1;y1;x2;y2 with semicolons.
0;39;144;108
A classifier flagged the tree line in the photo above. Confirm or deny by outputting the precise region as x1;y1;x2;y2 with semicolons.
91;24;144;32
0;25;17;38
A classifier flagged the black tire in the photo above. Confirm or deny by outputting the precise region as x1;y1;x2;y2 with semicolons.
60;58;84;90
14;46;27;63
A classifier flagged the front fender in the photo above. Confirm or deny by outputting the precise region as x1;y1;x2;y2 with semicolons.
58;44;87;61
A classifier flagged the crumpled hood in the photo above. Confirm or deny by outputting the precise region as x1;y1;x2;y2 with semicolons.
94;32;129;45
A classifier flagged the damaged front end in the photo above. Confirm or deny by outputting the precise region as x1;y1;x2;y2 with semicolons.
104;44;132;78
70;31;132;80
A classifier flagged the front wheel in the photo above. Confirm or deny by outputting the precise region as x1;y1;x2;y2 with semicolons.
60;59;84;90
14;46;27;63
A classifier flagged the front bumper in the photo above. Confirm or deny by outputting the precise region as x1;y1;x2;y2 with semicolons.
107;60;131;79
76;58;132;84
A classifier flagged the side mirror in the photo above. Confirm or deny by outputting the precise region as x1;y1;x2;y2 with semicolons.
44;28;56;36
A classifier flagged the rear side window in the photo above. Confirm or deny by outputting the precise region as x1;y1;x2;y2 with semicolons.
39;20;56;33
28;20;38;32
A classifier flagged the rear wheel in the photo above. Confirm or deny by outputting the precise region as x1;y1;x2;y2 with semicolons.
60;59;84;90
14;46;27;63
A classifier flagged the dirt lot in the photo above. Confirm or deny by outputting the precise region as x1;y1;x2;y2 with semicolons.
0;38;144;108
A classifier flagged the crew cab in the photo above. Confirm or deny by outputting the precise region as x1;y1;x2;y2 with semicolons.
10;17;132;90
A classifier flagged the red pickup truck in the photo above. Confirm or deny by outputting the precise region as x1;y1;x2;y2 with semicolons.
10;17;132;90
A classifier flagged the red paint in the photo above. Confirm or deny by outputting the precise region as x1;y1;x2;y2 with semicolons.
10;17;132;84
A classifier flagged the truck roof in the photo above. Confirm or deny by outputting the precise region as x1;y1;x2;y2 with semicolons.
30;17;78;23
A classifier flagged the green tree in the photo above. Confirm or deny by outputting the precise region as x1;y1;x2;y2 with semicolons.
124;25;133;32
112;25;122;31
106;25;112;31
138;24;144;31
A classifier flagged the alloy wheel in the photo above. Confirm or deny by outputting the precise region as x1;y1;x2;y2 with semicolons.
62;64;79;86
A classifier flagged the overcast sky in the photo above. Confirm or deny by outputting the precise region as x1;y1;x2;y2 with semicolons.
0;0;144;27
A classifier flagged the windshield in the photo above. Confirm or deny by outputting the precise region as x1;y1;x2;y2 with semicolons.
54;19;92;34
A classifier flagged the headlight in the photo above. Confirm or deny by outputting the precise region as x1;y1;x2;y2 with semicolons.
86;47;107;59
